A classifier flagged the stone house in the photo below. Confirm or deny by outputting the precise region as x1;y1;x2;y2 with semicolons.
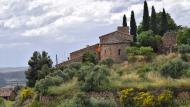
99;26;133;62
0;88;16;100
58;25;178;66
59;26;133;65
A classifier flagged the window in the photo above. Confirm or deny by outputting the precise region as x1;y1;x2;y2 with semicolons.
118;49;121;55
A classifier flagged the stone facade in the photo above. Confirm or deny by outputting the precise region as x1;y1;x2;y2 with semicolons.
70;44;100;61
99;26;133;62
161;32;177;53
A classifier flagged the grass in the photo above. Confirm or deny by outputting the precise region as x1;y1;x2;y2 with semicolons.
108;53;190;89
48;78;80;95
4;100;14;107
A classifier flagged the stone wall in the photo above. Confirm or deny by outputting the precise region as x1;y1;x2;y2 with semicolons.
100;43;130;63
70;44;100;60
162;32;177;53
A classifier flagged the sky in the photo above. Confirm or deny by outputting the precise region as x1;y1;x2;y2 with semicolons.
0;0;189;67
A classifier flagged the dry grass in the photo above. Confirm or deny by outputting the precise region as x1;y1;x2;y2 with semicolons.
48;78;80;95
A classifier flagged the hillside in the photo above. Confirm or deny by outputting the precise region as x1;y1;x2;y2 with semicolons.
0;67;27;87
14;53;190;107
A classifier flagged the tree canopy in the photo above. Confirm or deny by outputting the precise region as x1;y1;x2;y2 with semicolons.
142;0;150;31
130;11;137;42
123;14;127;27
25;51;53;87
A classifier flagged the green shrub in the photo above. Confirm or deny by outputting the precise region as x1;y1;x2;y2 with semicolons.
82;52;97;64
160;59;189;78
35;76;63;95
80;65;110;91
178;44;190;54
126;46;154;62
137;31;162;52
0;97;5;107
138;65;153;78
178;44;190;61
99;57;114;67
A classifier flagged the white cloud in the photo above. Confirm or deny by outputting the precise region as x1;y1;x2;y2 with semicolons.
0;0;190;67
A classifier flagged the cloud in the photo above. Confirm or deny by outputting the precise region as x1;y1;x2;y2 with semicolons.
0;0;190;67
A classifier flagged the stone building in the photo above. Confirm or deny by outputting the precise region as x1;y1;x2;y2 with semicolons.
161;32;177;53
59;26;133;65
99;26;133;62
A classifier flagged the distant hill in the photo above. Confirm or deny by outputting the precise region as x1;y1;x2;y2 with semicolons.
0;67;27;87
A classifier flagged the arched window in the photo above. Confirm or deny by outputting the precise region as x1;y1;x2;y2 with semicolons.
118;49;121;55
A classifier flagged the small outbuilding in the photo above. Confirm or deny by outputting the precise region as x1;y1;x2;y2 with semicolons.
0;88;16;100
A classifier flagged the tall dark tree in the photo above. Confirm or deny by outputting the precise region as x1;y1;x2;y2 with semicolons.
25;51;53;87
130;11;137;42
142;0;150;31
150;6;157;34
123;14;127;27
160;8;168;35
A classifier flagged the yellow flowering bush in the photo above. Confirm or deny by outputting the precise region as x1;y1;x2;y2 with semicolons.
157;90;173;106
119;88;175;107
134;92;154;107
19;87;35;101
119;88;136;106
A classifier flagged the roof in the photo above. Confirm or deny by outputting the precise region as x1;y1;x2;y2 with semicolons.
0;88;14;97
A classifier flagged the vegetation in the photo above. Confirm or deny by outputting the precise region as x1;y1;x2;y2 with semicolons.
123;14;127;27
137;31;162;52
13;1;190;107
130;11;137;42
160;58;189;78
0;97;6;107
177;28;190;45
142;0;150;31
160;9;168;35
25;51;53;87
150;6;157;34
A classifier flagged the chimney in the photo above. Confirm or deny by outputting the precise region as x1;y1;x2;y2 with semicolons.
117;26;129;34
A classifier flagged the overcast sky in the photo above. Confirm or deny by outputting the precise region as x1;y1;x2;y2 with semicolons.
0;0;189;67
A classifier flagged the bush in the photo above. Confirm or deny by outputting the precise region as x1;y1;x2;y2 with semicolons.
126;46;154;62
177;28;190;45
160;59;189;78
82;52;97;64
134;92;155;107
178;44;190;61
137;31;162;52
157;90;174;107
138;65;153;79
35;76;63;95
119;88;136;107
0;97;5;107
99;57;114;67
19;87;35;102
80;65;110;91
178;44;190;54
119;88;176;107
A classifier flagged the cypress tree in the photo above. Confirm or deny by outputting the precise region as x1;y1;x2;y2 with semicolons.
130;11;137;42
123;14;127;27
161;8;168;35
142;0;150;31
150;6;157;34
